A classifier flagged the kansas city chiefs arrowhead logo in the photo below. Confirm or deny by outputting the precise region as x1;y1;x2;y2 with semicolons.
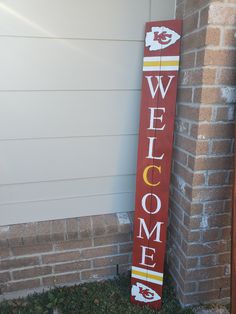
145;26;180;51
131;282;161;303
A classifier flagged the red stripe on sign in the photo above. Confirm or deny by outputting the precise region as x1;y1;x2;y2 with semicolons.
131;19;182;310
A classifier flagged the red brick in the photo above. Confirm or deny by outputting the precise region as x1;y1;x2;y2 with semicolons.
218;252;231;264
224;28;236;46
11;243;52;256
37;221;51;242
212;140;232;154
119;242;133;253
177;87;193;103
200;255;217;267
8;224;24;246
205;27;221;46
177;104;212;121
94;254;129;268
204;201;225;215
103;214;118;234
194;87;221;104
191;123;234;139
0;256;39;270
42;251;81;264
184;0;210;15
51;220;65;241
203;49;236;67
183;214;201;229
172;147;188;166
208;3;236;25
208;171;228;185
218;68;236;85
13;266;52;280
191;186;231;202
202;228;220;242
188;155;233;171
180;52;195;69
94;233;130;246
176;1;184;19
182;29;206;51
81;245;117;259
54;239;92;251
118;263;131;274
0;248;11;259
78;217;92;238
183;12;199;35
221;227;231;240
175;134;208;154
200;6;209;27
81;266;116;280
208;213;231;228
216;106;235;121
199;277;230;291
66;218;78;240
180;68;216;86
22;222;37;245
0;272;10;283
2;279;40;293
54;260;91;273
181;290;221;306
43;273;80;286
185;266;224;280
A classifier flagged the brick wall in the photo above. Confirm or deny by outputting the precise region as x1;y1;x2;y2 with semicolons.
168;0;236;306
0;1;236;307
0;212;133;300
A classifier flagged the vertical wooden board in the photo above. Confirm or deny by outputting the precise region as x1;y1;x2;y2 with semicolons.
231;123;236;314
131;20;182;309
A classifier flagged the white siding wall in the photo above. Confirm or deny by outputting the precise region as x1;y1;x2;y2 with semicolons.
0;0;175;225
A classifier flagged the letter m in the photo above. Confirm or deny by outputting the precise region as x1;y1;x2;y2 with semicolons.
137;218;164;242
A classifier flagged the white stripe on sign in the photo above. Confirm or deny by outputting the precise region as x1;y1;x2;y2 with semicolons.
131;266;163;285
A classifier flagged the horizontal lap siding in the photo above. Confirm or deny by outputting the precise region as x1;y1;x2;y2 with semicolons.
0;0;175;225
0;91;140;139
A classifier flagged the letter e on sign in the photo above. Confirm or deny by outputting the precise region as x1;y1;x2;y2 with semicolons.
131;20;182;309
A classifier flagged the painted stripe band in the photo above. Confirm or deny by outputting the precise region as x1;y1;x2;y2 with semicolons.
143;56;179;72
131;266;163;285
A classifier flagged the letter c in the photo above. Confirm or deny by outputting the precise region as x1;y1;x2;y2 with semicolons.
143;165;161;187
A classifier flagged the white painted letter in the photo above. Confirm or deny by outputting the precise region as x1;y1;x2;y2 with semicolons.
141;193;161;215
140;246;156;268
137;218;163;242
145;76;175;99
146;137;164;160
148;107;166;130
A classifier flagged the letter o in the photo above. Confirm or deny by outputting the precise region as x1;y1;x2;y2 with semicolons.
141;193;161;215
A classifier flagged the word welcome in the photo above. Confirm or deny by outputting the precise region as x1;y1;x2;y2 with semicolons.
131;20;181;309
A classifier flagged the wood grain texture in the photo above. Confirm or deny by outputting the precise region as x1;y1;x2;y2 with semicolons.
231;124;236;313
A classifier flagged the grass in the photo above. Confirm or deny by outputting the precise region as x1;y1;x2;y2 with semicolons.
0;272;194;314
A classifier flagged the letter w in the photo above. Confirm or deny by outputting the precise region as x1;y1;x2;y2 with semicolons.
145;76;175;99
137;218;164;242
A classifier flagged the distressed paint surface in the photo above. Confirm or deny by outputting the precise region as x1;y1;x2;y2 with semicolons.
131;20;182;309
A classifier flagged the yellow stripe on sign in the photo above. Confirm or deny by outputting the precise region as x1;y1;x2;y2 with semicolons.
132;269;163;282
143;61;179;67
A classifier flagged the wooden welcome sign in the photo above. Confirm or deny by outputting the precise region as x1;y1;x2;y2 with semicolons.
131;20;182;309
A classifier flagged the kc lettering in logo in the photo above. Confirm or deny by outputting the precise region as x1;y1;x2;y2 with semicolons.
131;20;182;310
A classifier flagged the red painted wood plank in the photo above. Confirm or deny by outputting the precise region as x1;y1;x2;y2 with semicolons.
131;19;182;309
231;125;236;313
